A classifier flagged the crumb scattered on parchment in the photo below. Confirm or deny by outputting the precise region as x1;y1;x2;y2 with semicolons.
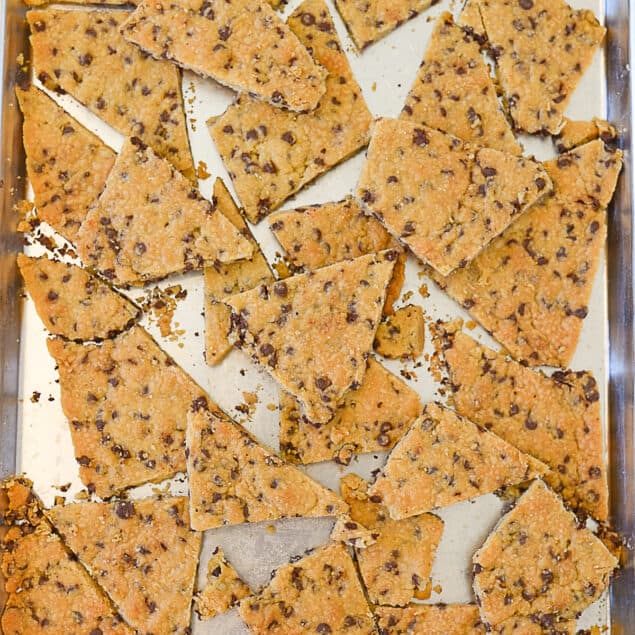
466;321;477;330
400;368;417;381
418;283;429;299
433;584;442;594
402;290;414;302
151;480;174;497
30;391;41;403
16;199;38;233
197;161;211;180
371;81;377;91
74;489;91;501
235;390;258;418
136;285;187;339
266;403;277;411
266;525;276;534
54;495;65;506
54;483;71;493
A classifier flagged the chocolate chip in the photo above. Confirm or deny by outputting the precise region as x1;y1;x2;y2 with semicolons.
134;242;146;256
273;282;288;297
316;624;332;634
114;500;135;519
315;376;332;391
47;290;59;301
519;0;534;9
301;12;315;25
413;128;429;146
535;177;546;191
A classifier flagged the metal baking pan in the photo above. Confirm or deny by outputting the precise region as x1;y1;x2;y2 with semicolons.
0;0;633;632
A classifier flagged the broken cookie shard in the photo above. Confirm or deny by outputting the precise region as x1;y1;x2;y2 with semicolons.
77;137;252;286
430;139;623;367
18;253;140;341
357;119;551;275
375;604;486;634
473;480;617;629
368;402;546;519
373;304;425;360
16;84;116;244
401;12;520;154
555;117;617;153
225;250;396;424
209;0;372;222
239;542;375;634
28;9;194;180
47;325;206;498
187;403;347;531
280;356;422;465
47;496;201;635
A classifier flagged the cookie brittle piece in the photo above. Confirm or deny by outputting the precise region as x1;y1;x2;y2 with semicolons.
476;0;605;134
430;140;623;367
473;480;617;629
239;542;375;634
18;253;139;341
358;119;551;275
226;251;396;424
280;356;421;465
490;616;576;635
369;402;545;519
555;117;617;153
187;401;347;531
375;604;486;634
16;84;116;244
341;473;443;606
28;9;194;179
374;304;425;360
47;497;201;635
205;178;273;366
194;547;252;620
209;0;372;222
77;137;252;286
401;12;520;154
47;325;206;498
122;0;326;113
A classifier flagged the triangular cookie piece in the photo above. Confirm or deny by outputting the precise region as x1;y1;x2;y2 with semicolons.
1;477;134;635
357;119;551;275
280;357;422;465
473;480;617;630
18;253;139;340
430;140;623;367
27;9;194;179
205;178;273;366
375;604;486;634
47;496;201;635
121;0;326;113
187;401;347;531
225;250;396;423
436;326;608;521
341;473;444;606
401;12;520;154
475;0;605;133
239;542;375;634
77;137;252;286
209;0;372;222
16;84;116;244
47;325;207;498
368;402;546;519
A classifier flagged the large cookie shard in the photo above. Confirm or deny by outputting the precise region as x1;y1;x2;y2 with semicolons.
368;402;545;519
430;140;623;367
209;0;372;222
401;12;520;154
16;84;116;244
438;326;608;521
280;357;422;465
77;138;252;286
18;253;139;341
239;542;375;634
341;473;444;606
205;178;273;366
47;497;201;635
186;402;347;531
375;604;486;634
28;9;194;180
1;477;134;635
225;251;396;424
47;326;206;498
357;119;551;275
473;480;617;630
475;0;605;134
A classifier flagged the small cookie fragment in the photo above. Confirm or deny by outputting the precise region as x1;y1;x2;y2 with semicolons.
491;616;576;634
225;251;396;424
473;480;617;630
239;542;375;634
121;0;327;113
47;497;201;635
458;0;486;37
401;12;520;154
77;138;252;286
18;253;139;341
375;604;486;634
209;0;372;222
194;547;252;620
28;9;194;179
555;117;617;153
280;357;422;465
205;178;273;366
357;119;552;275
341;473;443;606
369;402;546;519
374;305;425;360
187;401;347;531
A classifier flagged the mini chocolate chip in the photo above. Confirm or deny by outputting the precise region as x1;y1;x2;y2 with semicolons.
114;500;135;519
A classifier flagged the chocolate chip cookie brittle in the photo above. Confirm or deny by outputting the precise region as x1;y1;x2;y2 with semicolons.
375;604;486;634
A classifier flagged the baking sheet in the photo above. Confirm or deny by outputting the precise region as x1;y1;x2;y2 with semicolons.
1;0;629;631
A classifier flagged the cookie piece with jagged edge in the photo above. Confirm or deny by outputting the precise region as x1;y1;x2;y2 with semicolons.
373;305;425;360
375;604;487;634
